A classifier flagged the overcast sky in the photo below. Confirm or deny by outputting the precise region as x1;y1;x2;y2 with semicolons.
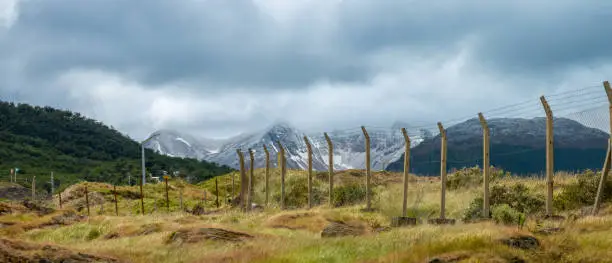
1;0;612;140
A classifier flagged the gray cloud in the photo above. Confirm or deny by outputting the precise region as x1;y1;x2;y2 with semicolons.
1;0;612;140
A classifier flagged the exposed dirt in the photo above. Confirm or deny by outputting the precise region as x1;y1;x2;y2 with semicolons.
0;238;121;262
0;183;31;201
167;228;254;244
321;220;368;238
266;212;328;233
499;235;540;250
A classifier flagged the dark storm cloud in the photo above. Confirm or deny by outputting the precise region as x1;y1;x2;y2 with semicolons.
2;0;612;139
3;0;612;91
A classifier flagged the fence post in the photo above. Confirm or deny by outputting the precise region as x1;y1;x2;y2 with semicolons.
438;122;447;220
164;176;170;212
324;133;334;208
540;96;554;217
31;176;36;201
303;136;313;209
277;141;286;210
50;172;54;195
113;185;119;216
263;145;270;207
361;126;372;210
478;113;491;218
594;80;612;215
247;148;254;211
215;177;220;209
85;183;90;216
236;149;246;210
139;177;145;216
401;128;411;217
180;189;184;211
58;192;62;209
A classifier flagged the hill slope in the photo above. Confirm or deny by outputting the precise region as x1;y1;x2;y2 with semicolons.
0;101;233;191
387;117;609;175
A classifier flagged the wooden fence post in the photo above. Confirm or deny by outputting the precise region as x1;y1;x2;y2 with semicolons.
594;80;612;215
31;176;36;201
540;96;554;217
401;128;411;217
277;141;286;210
164;176;170;212
139;177;145;216
304;136;313;209
85;183;90;216
113;185;119;216
438;122;447;220
361;126;372;211
58;192;62;209
236;149;246;210
263;145;270;207
324;133;334;208
478;113;491;218
215;177;220;209
247;148;255;211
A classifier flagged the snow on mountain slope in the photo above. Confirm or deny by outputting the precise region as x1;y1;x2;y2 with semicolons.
144;122;425;171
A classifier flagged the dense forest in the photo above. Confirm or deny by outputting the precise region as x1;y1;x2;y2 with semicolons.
0;101;233;192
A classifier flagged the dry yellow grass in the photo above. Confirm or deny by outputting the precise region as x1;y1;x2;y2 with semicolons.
1;169;611;262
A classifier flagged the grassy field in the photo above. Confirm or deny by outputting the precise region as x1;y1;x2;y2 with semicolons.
1;167;612;262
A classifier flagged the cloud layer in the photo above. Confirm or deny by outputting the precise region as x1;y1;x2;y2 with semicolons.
1;0;612;140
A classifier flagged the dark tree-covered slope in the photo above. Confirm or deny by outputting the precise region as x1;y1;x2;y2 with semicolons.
0;101;233;190
387;117;609;175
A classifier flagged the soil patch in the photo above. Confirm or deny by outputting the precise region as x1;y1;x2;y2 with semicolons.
0;238;121;262
167;228;254;244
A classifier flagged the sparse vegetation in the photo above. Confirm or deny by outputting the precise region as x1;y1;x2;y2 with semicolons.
1;168;612;263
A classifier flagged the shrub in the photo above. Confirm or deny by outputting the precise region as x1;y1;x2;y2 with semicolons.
272;175;324;208
446;165;508;190
554;169;612;211
332;183;366;207
491;204;523;225
462;183;545;222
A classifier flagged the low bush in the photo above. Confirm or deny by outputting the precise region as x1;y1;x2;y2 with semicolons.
462;183;545;222
332;183;366;207
491;204;523;225
554;169;612;211
446;166;508;190
272;175;324;208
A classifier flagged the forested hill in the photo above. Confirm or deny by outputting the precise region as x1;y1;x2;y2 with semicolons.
0;101;233;190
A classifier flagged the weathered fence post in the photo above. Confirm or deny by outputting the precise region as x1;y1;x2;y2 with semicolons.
164;176;170;212
113;185;119;216
50;172;54;195
540;96;554;217
277;141;286;210
139;177;145;216
236;149;246;210
179;189;184;211
324;133;334;208
594;80;612;215
401;128;411;217
263;145;270;207
85;183;90;216
215;177;220;209
31;176;36;201
58;192;62;209
361;126;372;211
426;122;455;225
247;148;255;211
478;113;491;218
438;122;447;220
304;136;313;209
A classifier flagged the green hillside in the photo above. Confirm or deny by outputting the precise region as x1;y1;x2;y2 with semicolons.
0;101;233;193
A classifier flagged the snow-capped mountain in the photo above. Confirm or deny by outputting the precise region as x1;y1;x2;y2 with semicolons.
144;122;428;171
